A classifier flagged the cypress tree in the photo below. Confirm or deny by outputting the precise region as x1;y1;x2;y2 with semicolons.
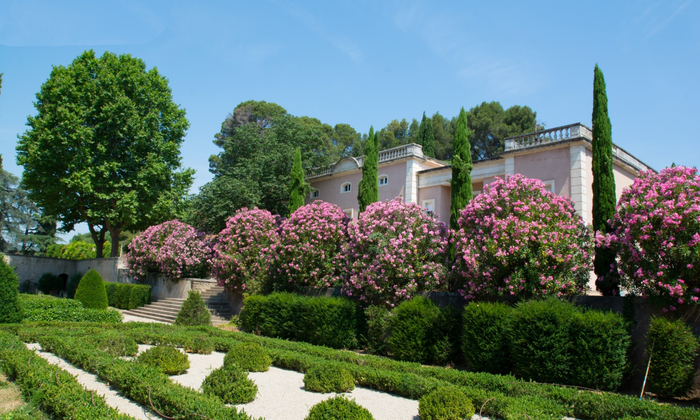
418;112;436;158
288;147;307;215
358;127;379;213
592;64;619;296
0;256;23;323
450;107;474;232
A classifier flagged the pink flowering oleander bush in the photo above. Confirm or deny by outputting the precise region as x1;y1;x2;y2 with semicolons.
342;198;449;307
212;208;280;294
598;166;700;308
273;201;350;290
453;175;592;300
126;220;211;281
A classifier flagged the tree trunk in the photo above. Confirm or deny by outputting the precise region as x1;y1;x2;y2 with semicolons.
88;223;107;259
105;220;122;258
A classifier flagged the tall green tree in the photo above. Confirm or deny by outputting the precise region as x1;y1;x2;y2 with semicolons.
418;112;436;158
377;119;410;150
431;112;456;161
591;64;619;296
450;108;474;231
358;127;379;213
466;102;538;160
288;147;307;214
16;50;193;258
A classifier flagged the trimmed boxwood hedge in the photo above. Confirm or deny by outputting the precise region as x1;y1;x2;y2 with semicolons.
19;294;122;323
201;365;257;404
306;396;374;420
137;345;190;375
0;256;23;324
418;387;475;420
304;364;355;393
240;292;364;349
74;269;108;309
223;342;271;372
104;282;152;310
646;316;700;399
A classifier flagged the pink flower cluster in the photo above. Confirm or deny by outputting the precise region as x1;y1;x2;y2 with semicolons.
211;208;280;294
599;166;700;306
274;201;350;290
453;175;591;300
342;198;449;307
126;220;211;281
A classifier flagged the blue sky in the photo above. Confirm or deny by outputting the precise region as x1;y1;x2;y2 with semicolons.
1;0;698;237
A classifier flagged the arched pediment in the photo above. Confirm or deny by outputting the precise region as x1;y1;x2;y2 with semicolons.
332;157;362;174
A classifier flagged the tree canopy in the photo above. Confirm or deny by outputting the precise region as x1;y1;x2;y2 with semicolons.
465;102;538;160
288;147;307;214
16;50;192;258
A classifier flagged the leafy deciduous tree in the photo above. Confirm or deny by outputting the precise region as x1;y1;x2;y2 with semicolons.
466;102;538;160
16;50;193;258
591;64;619;296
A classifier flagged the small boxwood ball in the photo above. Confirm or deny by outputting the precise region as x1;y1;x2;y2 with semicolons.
303;364;355;393
201;365;257;404
418;387;474;420
223;342;271;372
305;396;374;420
137;345;190;375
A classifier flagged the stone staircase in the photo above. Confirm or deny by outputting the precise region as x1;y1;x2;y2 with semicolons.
124;285;234;327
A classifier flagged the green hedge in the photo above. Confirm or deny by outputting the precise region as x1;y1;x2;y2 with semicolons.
19;294;122;323
0;256;23;323
646;316;700;399
74;269;108;309
0;331;132;419
104;282;151;310
240;292;364;349
462;301;512;375
306;396;374;420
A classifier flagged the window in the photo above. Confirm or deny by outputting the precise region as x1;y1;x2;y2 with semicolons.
378;175;388;186
340;182;351;194
310;190;320;199
542;180;555;194
343;208;355;219
422;199;436;213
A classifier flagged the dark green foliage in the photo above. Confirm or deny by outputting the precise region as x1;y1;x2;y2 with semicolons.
569;308;630;390
37;272;62;294
305;396;374;420
510;298;577;384
90;332;139;357
19;294;122;322
357;127;379;213
288;147;307;214
646;316;700;398
104;282;151;309
304;364;355;393
466;102;538;160
462;301;512;375
224;342;271;371
0;332;133;419
418;112;436;158
363;305;391;355
66;272;82;298
450;107;474;231
388;296;443;364
175;290;212;327
592;64;619;296
239;293;363;349
0;257;23;323
184;336;215;354
201;365;257;404
137;345;190;375
418;387;475;420
74;269;108;309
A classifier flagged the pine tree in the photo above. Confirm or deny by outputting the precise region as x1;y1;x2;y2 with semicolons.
288;147;307;215
418;112;436;158
358;127;379;213
592;64;619;296
450;107;474;232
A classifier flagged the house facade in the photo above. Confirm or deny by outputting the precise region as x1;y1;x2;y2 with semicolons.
305;122;654;227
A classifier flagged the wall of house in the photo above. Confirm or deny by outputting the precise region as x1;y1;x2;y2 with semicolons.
613;162;637;199
417;185;451;222
513;146;571;197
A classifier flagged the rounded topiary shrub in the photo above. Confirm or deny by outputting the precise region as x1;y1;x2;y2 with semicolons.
599;166;700;308
646;316;700;398
38;272;62;294
74;269;108;309
201;364;257;404
223;342;271;372
305;396;374;420
343;198;449;307
388;296;442;364
273;201;349;291
303;364;355;393
453;174;591;300
183;336;215;354
0;256;23;324
174;290;211;327
212;208;280;295
418;387;475;420
462;301;513;375
126;220;212;281
137;345;190;375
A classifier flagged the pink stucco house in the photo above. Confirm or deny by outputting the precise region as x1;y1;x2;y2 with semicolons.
305;122;653;227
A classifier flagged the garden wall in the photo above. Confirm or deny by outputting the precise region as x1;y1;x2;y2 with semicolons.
4;254;131;287
140;276;218;301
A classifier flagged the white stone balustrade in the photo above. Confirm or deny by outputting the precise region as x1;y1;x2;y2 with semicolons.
504;123;592;151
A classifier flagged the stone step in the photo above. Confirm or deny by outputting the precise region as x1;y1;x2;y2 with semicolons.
126;286;235;326
127;307;179;320
125;310;176;324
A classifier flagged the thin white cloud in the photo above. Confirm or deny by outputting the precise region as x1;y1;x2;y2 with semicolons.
648;0;693;35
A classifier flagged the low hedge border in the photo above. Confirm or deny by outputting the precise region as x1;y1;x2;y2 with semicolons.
9;323;700;420
32;333;253;420
104;282;152;310
0;331;133;419
19;294;123;323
